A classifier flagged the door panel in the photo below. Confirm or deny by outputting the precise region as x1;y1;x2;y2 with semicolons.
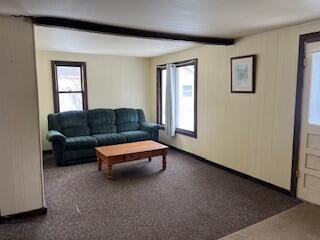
297;42;320;205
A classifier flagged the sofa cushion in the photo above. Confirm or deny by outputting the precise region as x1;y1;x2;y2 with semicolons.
115;108;139;132
62;127;90;138
119;130;150;142
92;133;126;146
58;111;90;137
88;109;117;135
66;136;98;150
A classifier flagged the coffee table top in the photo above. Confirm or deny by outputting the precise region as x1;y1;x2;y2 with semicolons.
95;140;168;157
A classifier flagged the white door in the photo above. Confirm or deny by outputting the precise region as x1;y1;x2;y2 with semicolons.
297;42;320;205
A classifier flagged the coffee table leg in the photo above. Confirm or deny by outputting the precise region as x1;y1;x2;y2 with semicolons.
148;157;152;162
97;156;101;171
162;154;166;170
107;163;113;179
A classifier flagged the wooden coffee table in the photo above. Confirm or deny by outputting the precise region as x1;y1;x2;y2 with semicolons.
95;140;168;179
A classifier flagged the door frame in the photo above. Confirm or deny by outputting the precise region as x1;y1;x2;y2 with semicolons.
291;31;320;196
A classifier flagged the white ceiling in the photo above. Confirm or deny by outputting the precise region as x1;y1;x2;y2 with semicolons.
34;26;198;57
1;0;320;38
4;0;320;57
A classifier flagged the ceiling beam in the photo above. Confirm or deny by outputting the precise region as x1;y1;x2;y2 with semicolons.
31;16;235;45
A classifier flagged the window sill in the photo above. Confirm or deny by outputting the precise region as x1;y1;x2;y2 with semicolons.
159;125;197;138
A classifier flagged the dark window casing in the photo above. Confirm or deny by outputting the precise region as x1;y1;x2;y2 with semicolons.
51;61;88;113
156;59;198;138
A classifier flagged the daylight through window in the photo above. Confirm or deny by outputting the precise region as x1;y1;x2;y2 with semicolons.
157;59;197;137
52;61;88;112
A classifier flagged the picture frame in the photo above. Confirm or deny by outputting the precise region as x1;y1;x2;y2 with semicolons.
231;55;256;93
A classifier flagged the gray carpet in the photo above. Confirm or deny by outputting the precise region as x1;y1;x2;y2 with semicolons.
0;149;300;240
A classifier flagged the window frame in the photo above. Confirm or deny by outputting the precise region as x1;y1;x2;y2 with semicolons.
51;61;88;113
156;59;198;138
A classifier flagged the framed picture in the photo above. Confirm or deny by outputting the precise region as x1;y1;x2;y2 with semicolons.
231;55;256;93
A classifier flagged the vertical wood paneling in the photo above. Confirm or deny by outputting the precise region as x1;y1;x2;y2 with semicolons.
150;20;320;190
0;16;43;216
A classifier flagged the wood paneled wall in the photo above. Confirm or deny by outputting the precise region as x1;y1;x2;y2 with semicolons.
0;16;43;216
149;20;320;190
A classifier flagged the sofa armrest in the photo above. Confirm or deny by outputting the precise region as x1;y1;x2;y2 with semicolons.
140;122;161;140
140;122;161;132
46;130;66;143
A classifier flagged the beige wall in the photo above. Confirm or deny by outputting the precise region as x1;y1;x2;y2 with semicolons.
36;51;150;150
150;20;320;190
0;16;44;216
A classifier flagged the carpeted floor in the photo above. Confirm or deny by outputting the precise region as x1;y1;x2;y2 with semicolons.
0;149;300;240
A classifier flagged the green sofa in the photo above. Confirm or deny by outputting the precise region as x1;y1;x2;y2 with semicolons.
47;108;160;166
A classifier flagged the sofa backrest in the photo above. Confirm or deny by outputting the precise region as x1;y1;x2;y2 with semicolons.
87;109;117;135
115;108;140;132
48;108;147;136
48;111;90;137
136;109;146;123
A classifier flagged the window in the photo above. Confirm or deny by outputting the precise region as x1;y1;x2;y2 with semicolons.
157;59;197;137
309;52;320;125
51;61;88;112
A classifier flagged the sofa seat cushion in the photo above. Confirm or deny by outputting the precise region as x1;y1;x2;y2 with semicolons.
92;133;126;146
119;130;150;142
66;136;98;150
